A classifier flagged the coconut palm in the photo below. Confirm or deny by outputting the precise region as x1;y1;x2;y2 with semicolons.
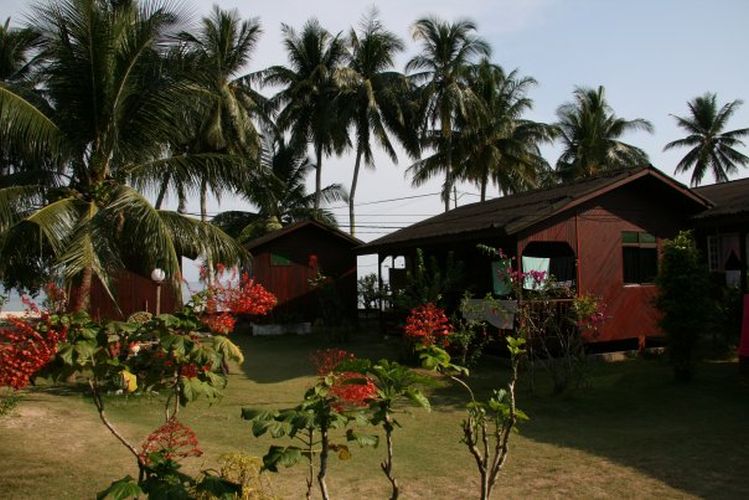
416;60;553;201
338;10;411;236
152;6;267;221
264;19;349;211
0;0;247;310
0;18;42;83
212;132;348;242
406;17;491;212
555;86;653;181
0;19;47;184
664;93;749;186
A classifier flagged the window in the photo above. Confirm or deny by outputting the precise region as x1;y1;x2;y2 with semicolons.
622;231;657;284
270;253;291;266
707;235;720;272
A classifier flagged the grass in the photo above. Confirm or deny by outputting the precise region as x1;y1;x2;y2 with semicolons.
1;330;748;499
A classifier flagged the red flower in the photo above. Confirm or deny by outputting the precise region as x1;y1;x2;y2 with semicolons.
0;316;66;390
200;312;236;335
140;418;203;465
179;363;198;379
310;348;354;375
330;371;378;409
403;303;452;346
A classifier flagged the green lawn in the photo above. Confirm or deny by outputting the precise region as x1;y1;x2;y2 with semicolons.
1;331;748;499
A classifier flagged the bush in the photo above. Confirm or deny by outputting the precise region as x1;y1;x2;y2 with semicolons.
656;231;712;382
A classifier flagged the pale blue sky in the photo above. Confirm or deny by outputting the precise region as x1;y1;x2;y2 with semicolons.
3;0;749;280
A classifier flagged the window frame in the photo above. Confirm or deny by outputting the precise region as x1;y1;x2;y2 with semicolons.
621;231;658;285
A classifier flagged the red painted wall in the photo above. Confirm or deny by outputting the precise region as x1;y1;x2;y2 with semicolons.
517;178;697;342
89;270;179;320
250;225;358;322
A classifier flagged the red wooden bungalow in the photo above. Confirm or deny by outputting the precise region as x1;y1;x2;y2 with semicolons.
88;270;179;320
357;166;712;345
245;220;362;323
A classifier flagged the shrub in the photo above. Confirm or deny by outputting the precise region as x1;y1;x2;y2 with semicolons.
656;231;711;382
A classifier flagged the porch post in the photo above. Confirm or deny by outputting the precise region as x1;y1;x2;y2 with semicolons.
739;231;749;375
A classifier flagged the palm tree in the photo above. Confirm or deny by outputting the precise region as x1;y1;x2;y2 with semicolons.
415;60;553;201
555;86;653;181
338;10;411;236
0;18;42;83
264;19;349;211
153;6;267;221
664;93;749;186
0;0;246;310
212;132;348;242
406;17;491;212
0;19;47;186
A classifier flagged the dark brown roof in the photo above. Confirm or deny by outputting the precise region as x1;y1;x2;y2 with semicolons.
358;166;709;254
692;176;749;219
245;220;363;251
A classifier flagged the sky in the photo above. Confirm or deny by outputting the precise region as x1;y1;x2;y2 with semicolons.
3;0;749;282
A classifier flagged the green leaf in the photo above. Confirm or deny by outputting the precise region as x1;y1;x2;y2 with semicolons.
96;475;143;500
73;340;98;362
194;473;241;498
346;429;379;448
57;344;74;365
213;336;245;364
262;445;302;472
405;388;431;411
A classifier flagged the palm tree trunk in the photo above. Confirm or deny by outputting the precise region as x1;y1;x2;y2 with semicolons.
349;147;363;237
154;174;170;210
314;146;323;212
177;180;187;214
72;266;93;312
480;174;487;202
200;178;208;222
200;177;215;283
444;134;453;212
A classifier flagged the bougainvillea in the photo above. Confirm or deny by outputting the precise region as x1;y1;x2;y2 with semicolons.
140;418;203;465
0;316;66;390
404;303;452;345
572;294;606;335
311;348;355;376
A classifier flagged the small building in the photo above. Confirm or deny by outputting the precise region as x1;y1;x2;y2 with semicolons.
357;167;712;345
693;177;749;292
245;220;362;323
89;269;179;320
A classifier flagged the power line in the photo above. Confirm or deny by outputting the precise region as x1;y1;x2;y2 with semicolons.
328;191;442;209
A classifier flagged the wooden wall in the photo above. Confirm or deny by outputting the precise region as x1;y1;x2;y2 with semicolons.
250;225;358;322
89;270;179;321
517;177;699;343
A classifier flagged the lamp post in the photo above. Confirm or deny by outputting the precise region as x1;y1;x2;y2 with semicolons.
151;268;166;315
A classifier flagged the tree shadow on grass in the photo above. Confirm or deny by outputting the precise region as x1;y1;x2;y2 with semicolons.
428;357;749;498
233;329;402;384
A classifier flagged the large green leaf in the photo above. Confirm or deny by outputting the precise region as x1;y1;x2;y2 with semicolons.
262;445;302;472
0;83;64;159
96;475;144;500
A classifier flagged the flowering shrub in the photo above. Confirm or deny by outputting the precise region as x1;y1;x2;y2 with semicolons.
572;294;606;334
330;371;377;409
197;266;277;335
310;349;377;409
140;418;203;465
311;348;355;375
404;303;452;345
0;264;277;498
0;315;67;390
